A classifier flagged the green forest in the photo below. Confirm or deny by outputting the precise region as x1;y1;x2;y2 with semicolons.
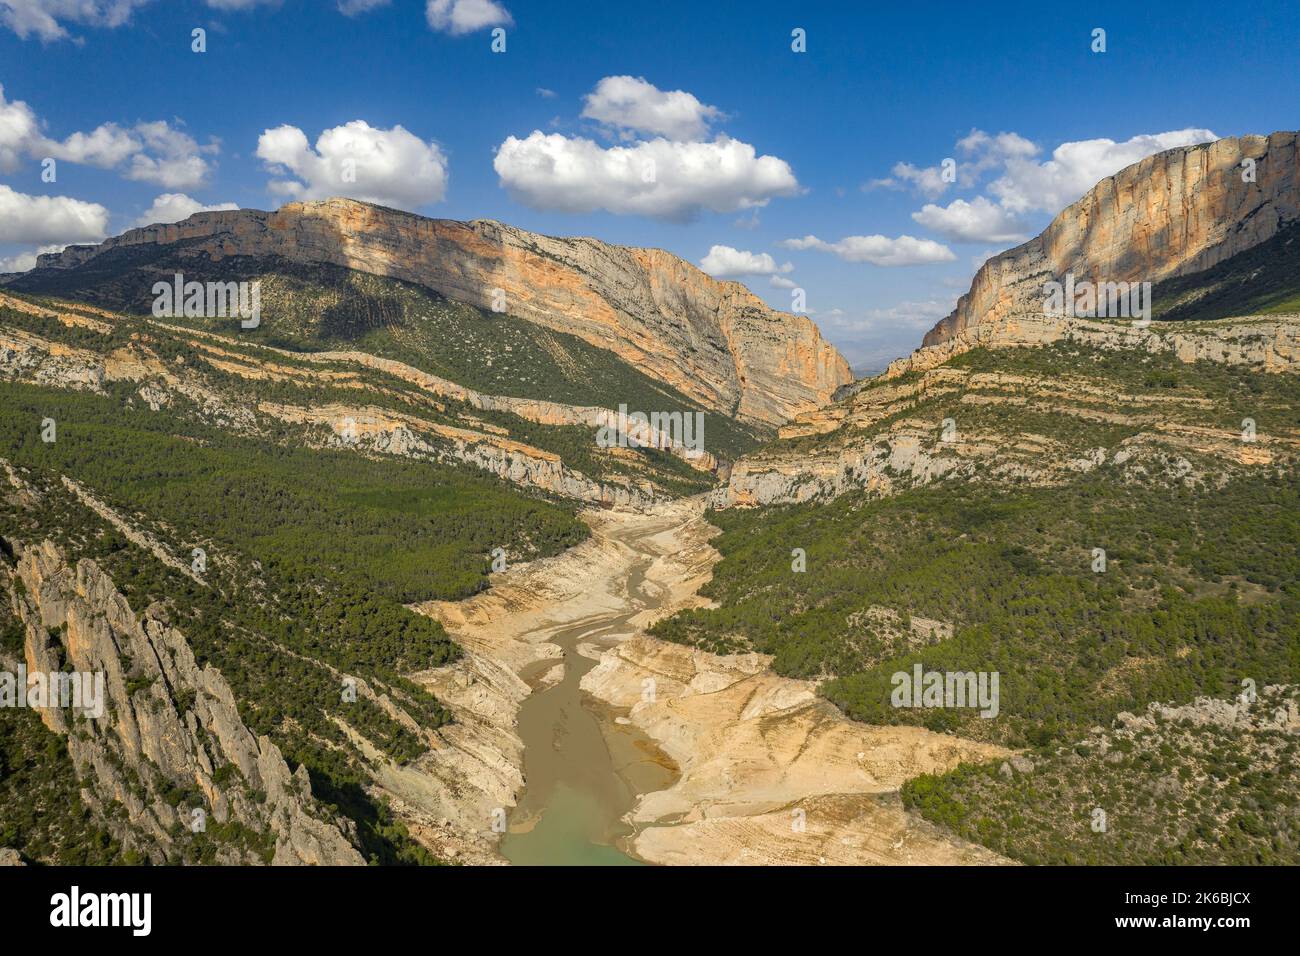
0;376;588;864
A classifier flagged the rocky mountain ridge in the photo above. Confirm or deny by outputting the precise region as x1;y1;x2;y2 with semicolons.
1;529;363;865
17;199;852;427
922;131;1299;353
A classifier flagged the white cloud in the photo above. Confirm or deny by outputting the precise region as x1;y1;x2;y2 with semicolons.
0;0;153;41
134;193;238;227
425;0;510;35
780;233;955;267
0;184;108;244
338;0;388;13
956;129;1038;169
769;275;796;289
256;120;448;210
868;161;952;200
0;242;63;273
497;76;797;221
990;128;1217;214
0;86;214;187
123;121;215;190
911;195;1028;244
0;84;40;170
581;75;722;141
863;297;958;329
205;0;280;9
699;245;791;279
43;122;141;167
494;131;798;221
536;87;556;99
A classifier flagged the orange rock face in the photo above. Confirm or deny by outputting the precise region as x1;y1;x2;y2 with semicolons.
924;131;1300;348
37;199;852;426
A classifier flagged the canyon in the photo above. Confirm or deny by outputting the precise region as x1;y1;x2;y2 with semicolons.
403;497;1010;866
2;128;1298;867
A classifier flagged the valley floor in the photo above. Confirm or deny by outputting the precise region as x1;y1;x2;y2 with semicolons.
399;497;1011;866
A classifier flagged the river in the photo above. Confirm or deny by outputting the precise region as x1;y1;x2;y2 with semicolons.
499;507;687;865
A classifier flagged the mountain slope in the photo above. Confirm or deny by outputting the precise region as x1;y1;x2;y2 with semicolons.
8;199;852;427
647;129;1300;864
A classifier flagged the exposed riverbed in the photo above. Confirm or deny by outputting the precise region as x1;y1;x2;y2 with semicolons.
410;497;1010;866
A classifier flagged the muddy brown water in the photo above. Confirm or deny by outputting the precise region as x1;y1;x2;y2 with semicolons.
500;522;680;866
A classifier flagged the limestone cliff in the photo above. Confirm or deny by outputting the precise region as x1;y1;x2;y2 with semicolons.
28;200;852;426
2;539;364;865
922;131;1300;351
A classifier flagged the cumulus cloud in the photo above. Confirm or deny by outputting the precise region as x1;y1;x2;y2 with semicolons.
134;193;238;227
780;233;955;267
699;244;791;279
0;184;109;244
769;275;796;289
956;129;1039;173
42;122;141;168
878;126;1217;245
581;75;722;141
124;121;217;189
494;131;798;221
868;134;1037;199
496;77;797;221
0;84;41;170
990;128;1217;214
0;0;153;41
0;86;214;188
0;242;63;273
256;120;448;210
425;0;510;35
868;161;952;200
911;195;1028;244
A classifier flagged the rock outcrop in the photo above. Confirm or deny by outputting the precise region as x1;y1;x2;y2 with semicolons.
712;336;1300;508
581;635;1012;865
3;540;364;865
25;199;852;426
922;131;1300;352
0;300;667;509
887;312;1300;380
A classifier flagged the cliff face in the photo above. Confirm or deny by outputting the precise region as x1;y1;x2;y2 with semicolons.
923;131;1300;349
32;200;852;426
4;539;364;865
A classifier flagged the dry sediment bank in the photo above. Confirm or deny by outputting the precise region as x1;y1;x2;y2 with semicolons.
394;496;1010;865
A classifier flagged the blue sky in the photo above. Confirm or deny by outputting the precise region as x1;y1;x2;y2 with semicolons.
1;0;1297;369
